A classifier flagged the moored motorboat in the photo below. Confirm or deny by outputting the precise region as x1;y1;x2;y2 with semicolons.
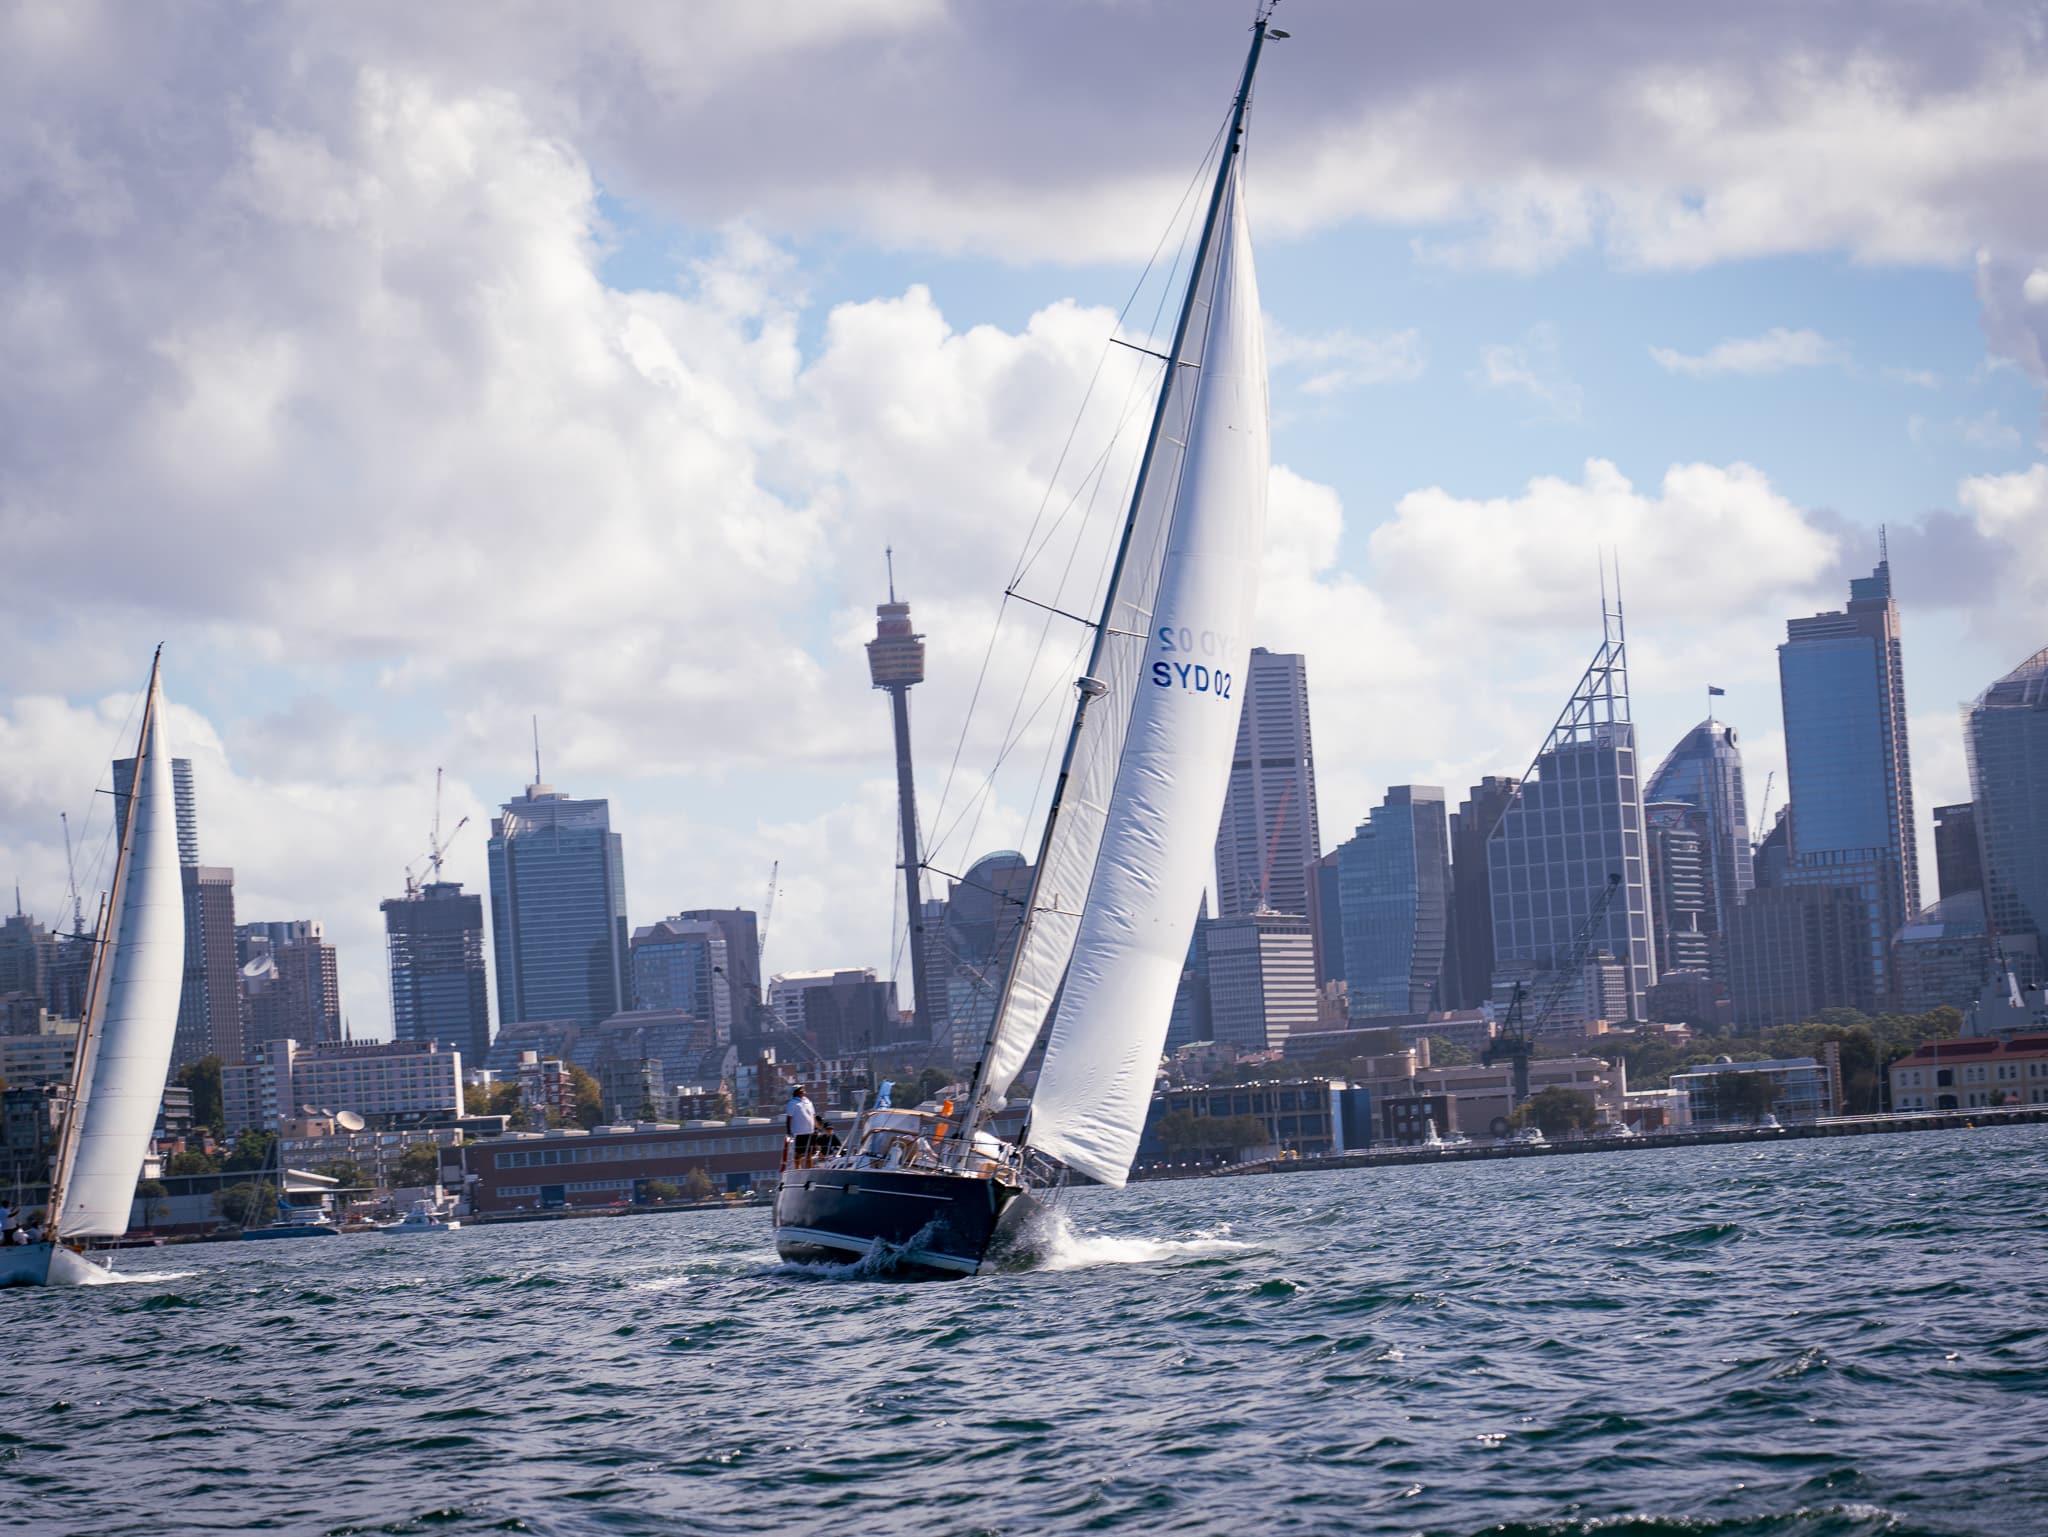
382;1198;460;1234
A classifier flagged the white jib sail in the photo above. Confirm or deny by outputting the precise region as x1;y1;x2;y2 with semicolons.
970;215;1228;1118
1028;167;1268;1187
55;669;186;1238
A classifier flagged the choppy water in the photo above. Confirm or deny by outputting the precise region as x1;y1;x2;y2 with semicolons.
8;1126;2047;1537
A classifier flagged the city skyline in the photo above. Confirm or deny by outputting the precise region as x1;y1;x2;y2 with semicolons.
3;552;2034;1044
3;3;2045;1036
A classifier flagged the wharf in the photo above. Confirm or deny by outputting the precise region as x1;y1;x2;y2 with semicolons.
1169;1104;2048;1181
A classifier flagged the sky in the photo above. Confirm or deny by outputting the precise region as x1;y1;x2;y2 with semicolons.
3;0;2046;1039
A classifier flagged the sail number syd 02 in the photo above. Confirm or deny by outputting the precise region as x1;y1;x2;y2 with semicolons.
1149;625;1236;699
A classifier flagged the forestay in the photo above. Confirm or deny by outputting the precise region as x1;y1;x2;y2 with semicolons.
1028;164;1268;1186
54;667;187;1238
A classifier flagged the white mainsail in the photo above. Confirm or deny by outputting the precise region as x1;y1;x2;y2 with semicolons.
1027;164;1268;1187
971;172;1250;1122
52;661;186;1238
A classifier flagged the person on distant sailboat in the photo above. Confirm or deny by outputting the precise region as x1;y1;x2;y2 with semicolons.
784;1087;833;1169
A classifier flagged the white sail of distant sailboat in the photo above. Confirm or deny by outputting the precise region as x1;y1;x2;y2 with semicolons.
4;651;185;1285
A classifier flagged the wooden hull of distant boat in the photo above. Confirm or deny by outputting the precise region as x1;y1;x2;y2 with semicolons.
241;1224;342;1241
0;1242;117;1287
773;1166;1033;1278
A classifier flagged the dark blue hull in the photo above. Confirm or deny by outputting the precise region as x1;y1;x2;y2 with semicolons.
773;1165;1033;1278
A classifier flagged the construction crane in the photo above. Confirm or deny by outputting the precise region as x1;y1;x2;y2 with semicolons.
403;768;471;896
60;811;85;936
1751;770;1777;854
758;859;780;976
1256;782;1296;910
1483;872;1624;1110
742;859;781;1040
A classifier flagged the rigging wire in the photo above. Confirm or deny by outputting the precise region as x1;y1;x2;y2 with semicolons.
921;123;1226;885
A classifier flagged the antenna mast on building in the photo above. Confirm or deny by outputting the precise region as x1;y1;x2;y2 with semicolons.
531;715;543;787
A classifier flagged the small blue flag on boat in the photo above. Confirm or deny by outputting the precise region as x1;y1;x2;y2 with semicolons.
1707;685;1726;696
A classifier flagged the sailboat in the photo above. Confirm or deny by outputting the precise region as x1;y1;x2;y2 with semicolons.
0;651;186;1287
773;16;1279;1277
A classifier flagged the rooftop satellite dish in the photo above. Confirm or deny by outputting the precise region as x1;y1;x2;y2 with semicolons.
335;1110;366;1132
300;1104;320;1117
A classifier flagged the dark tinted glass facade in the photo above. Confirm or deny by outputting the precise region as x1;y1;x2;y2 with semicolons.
1776;560;1918;1003
384;881;491;1063
1645;718;1752;935
487;787;629;1030
1338;786;1449;1018
1966;648;2048;983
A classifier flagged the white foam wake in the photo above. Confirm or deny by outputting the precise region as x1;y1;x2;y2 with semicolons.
1003;1206;1256;1273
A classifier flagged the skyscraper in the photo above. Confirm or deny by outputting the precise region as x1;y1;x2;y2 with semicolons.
1203;909;1317;1051
931;851;1033;1063
1487;606;1657;1024
1305;851;1345;988
0;903;55;1009
114;754;197;868
238;920;342;1050
1644;802;1711;974
1213;648;1321;918
675;909;760;1041
1445;776;1519;1009
629;917;733;1042
1337;786;1450;1018
1777;556;1919;1004
1965;647;2048;983
383;882;492;1064
1645;717;1753;940
487;779;629;1030
1932;803;1983;901
175;865;240;1067
1726;885;1875;1028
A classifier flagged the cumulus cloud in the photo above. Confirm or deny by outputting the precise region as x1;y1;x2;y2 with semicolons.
1908;410;2024;452
1957;464;2048;646
1650;327;1844;377
1370;459;1838;629
1;0;2039;1033
1267;321;1426;395
1473;324;1583;421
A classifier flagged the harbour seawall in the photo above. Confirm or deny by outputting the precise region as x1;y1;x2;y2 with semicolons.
1136;1103;2048;1181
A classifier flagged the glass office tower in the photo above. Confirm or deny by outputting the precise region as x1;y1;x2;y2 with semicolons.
1487;606;1657;1024
487;781;629;1030
1645;718;1753;939
1966;647;2048;983
1777;557;1918;1004
1338;785;1450;1018
384;882;492;1063
1213;648;1322;918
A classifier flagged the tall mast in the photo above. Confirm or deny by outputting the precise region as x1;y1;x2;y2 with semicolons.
45;647;162;1227
958;15;1276;1147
